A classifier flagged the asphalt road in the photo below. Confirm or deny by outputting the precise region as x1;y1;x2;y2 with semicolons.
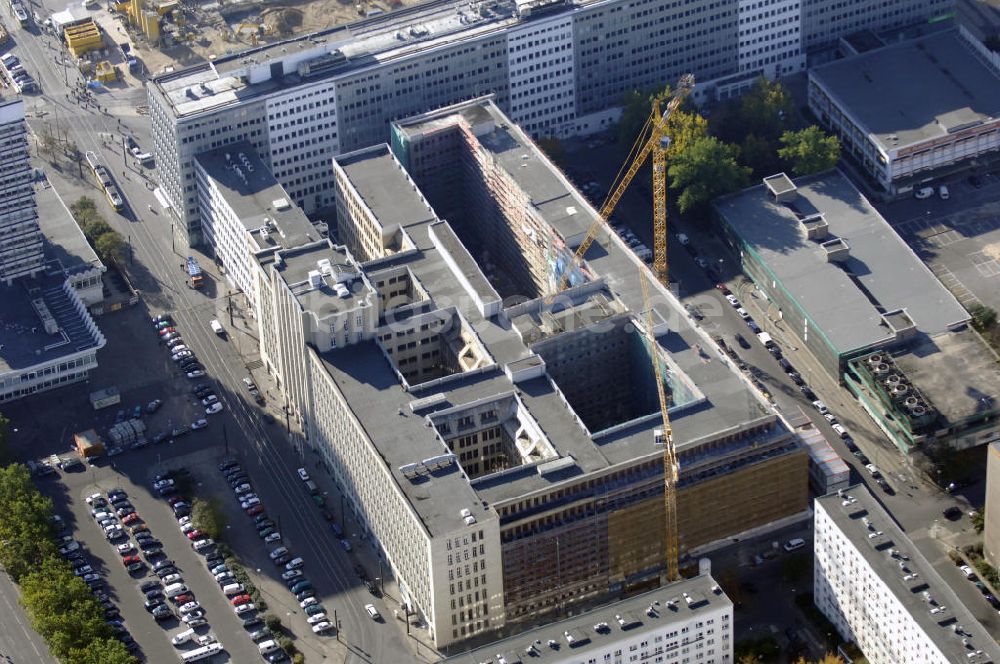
0;571;57;664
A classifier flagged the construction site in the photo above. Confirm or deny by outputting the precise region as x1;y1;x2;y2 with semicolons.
116;0;423;74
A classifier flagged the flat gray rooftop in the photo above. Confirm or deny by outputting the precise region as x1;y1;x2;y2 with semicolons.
817;485;1000;662
810;29;1000;153
195;143;315;251
0;273;104;373
35;185;101;277
275;240;373;313
892;329;1000;427
442;572;730;663
715;171;969;355
326;100;785;533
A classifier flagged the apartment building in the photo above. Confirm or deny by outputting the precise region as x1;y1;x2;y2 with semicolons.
809;28;1000;194
149;0;949;247
0;99;44;284
442;570;732;664
984;443;1000;569
237;98;806;649
815;485;1000;664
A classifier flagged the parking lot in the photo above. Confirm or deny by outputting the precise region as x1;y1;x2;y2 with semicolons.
879;172;1000;312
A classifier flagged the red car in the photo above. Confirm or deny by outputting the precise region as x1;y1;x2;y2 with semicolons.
185;529;203;541
715;283;731;295
122;513;140;526
158;327;176;336
122;555;140;565
172;593;194;604
231;594;252;606
246;504;265;516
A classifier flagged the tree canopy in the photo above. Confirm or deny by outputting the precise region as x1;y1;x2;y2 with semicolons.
778;126;840;176
0;465;59;581
668;136;750;213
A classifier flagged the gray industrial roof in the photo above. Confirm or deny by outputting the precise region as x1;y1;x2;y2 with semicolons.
891;329;1000;427
715;171;968;356
0;272;104;373
195;143;316;252
274;241;374;313
810;29;1000;153
35;185;102;277
323;100;784;535
441;572;731;663
817;485;1000;662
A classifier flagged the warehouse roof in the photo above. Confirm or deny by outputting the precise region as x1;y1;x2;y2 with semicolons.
810;29;1000;153
715;170;969;356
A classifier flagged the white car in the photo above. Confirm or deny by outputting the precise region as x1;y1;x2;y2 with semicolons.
264;532;281;544
300;597;318;609
181;523;197;534
186;370;206;378
285;557;304;571
153;479;175;490
206;402;223;415
234;602;256;615
178;515;192;526
234;484;252;495
82;573;101;583
85;493;103;505
162;573;182;585
171;350;193;361
201;395;218;406
269;547;289;560
822;412;837;424
182;611;205;624
831;423;848;438
312;621;333;634
938;185;949;200
281;569;302;581
116;543;134;554
725;294;739;306
914;186;934;199
364;604;380;620
307;613;327;625
240;497;261;509
865;463;881;478
811;400;828;415
185;618;208;629
297;468;310;482
960;564;975;579
191;419;208;430
736;307;750;320
178;601;201;614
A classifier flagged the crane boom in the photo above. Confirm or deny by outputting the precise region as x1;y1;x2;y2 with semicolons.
556;74;694;292
640;271;680;582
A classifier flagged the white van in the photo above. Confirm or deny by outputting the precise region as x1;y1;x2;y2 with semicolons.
783;538;806;552
171;628;195;646
210;319;224;335
258;640;280;655
222;583;244;597
164;583;188;598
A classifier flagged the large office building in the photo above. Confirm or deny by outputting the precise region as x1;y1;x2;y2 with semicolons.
815;485;1000;664
148;0;951;246
0;99;107;402
809;28;1000;194
236;98;807;649
0;99;44;284
442;569;732;664
986;443;1000;569
714;171;1000;453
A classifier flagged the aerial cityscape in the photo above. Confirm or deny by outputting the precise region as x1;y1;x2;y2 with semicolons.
0;0;999;662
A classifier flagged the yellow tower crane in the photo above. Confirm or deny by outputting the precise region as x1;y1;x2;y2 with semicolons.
556;73;694;291
552;73;694;581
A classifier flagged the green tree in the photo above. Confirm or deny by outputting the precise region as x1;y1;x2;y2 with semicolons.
662;109;708;164
94;231;127;265
0;465;59;581
20;557;112;659
737;77;794;142
37;123;58;162
969;303;998;333
973;509;985;534
192;497;229;541
68;637;137;664
264;613;283;633
778;126;841;176
0;411;11;466
70;196;99;220
668;136;750;214
740;133;781;178
65;142;85;179
81;219;113;245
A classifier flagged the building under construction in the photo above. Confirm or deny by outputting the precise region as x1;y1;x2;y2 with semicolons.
227;98;808;649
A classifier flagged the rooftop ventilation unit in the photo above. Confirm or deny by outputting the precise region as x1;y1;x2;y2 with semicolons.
464;515;477;525
308;270;322;288
272;197;291;211
422;453;457;471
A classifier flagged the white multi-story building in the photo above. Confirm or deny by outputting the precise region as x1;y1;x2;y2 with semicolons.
0;99;44;284
809;27;1000;195
814;485;1000;664
444;569;733;664
149;0;952;247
